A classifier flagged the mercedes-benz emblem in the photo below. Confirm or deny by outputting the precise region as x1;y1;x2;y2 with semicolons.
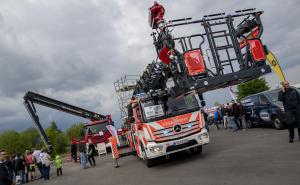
173;124;182;133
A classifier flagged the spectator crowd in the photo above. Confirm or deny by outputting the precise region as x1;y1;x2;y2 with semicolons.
0;148;63;185
203;100;247;132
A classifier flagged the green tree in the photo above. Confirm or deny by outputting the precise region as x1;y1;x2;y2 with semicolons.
237;78;270;100
0;128;43;155
46;121;67;157
0;130;22;155
19;128;41;149
65;122;84;142
214;101;220;106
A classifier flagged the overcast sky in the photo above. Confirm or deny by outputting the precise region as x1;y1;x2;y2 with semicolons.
0;0;299;132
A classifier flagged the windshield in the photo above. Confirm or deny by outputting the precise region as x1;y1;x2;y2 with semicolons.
141;94;199;122
84;122;109;135
264;89;280;102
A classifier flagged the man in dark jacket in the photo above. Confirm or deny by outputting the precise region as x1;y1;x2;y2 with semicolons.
232;102;241;131
87;140;96;167
14;154;25;184
78;141;87;169
0;150;13;185
278;80;300;143
70;139;78;163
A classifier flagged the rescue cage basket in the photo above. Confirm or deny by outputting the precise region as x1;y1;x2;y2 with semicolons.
149;8;271;95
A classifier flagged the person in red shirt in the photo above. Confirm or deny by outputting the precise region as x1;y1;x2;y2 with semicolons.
25;151;35;181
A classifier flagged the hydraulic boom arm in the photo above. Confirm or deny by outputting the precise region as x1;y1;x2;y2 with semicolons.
23;91;109;152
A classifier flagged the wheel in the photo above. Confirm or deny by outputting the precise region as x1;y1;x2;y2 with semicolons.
145;157;156;168
246;119;255;128
190;146;202;154
141;145;156;168
272;116;284;130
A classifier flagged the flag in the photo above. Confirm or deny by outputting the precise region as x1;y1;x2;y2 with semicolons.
106;125;120;146
227;86;237;101
266;51;286;81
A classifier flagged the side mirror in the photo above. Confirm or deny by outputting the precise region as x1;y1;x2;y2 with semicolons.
201;100;206;107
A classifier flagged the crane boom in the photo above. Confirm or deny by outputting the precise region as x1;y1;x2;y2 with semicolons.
23;91;111;152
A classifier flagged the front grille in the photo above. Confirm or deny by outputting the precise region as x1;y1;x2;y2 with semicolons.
166;139;198;153
153;121;200;142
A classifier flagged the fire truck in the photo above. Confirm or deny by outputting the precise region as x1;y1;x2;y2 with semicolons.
23;91;114;152
116;2;275;167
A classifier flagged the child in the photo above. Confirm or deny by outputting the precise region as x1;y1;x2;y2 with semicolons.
55;155;62;176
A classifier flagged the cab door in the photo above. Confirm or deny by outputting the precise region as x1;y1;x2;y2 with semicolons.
243;95;260;123
132;103;144;158
257;94;272;123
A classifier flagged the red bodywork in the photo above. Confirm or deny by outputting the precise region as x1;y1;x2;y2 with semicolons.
83;117;126;145
248;40;266;62
149;1;165;29
83;117;112;144
239;26;266;62
239;27;260;48
84;121;111;144
184;49;206;76
159;47;171;64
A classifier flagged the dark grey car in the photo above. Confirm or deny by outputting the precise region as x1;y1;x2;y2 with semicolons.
241;88;289;129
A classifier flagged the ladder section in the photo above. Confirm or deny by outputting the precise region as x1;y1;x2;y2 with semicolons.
114;75;139;120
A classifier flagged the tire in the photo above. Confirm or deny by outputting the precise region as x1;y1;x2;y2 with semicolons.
246;119;255;128
190;146;202;155
145;157;156;168
141;144;156;168
272;116;284;130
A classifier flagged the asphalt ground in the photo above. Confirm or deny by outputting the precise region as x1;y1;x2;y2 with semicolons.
32;126;300;185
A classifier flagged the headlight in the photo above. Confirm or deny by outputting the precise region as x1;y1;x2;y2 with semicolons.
198;132;209;140
149;145;163;153
280;107;285;112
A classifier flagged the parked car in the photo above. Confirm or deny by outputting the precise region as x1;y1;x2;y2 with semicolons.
241;88;288;129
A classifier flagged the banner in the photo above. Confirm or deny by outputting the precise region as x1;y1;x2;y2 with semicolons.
266;51;286;81
227;86;237;101
106;125;120;146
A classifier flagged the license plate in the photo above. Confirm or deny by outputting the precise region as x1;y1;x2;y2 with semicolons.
174;139;188;146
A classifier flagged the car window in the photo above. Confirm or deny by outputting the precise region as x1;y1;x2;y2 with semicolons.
264;89;280;102
241;95;259;106
259;95;269;105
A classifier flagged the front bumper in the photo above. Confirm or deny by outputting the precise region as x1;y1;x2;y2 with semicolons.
145;129;209;159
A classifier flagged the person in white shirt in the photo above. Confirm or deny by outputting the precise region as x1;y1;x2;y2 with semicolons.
32;148;43;179
40;149;51;180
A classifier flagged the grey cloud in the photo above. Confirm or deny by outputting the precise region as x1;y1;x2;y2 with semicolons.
0;0;299;132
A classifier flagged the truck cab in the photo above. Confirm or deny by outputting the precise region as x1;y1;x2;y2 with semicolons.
127;93;209;167
83;119;112;145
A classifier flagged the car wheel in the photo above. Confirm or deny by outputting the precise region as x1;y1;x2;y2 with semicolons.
272;116;284;130
190;146;202;154
246;120;255;128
